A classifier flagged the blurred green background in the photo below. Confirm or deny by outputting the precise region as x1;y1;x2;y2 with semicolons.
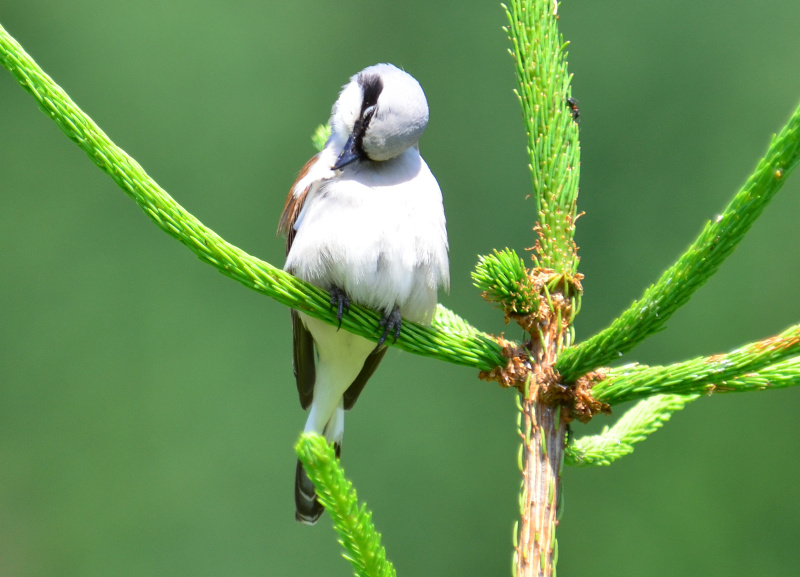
2;1;800;575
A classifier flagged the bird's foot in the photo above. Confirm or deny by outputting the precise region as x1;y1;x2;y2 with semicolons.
377;306;402;347
329;286;351;330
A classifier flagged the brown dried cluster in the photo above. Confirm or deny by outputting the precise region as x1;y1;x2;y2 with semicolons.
506;268;583;334
479;279;608;424
567;370;612;423
477;237;606;422
478;336;531;389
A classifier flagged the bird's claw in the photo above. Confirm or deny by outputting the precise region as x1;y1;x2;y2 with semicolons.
377;307;402;347
329;286;351;329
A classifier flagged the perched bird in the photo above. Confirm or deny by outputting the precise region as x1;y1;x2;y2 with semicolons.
278;63;449;524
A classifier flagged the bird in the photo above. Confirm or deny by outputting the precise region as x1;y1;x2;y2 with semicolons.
277;63;449;525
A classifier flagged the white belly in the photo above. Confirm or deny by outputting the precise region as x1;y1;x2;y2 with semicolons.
285;152;448;325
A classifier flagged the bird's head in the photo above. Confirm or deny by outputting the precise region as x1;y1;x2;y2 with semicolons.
330;63;429;169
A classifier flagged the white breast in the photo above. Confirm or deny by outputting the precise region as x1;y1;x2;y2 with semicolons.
285;148;449;325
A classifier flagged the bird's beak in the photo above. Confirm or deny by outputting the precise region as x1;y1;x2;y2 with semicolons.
333;134;362;170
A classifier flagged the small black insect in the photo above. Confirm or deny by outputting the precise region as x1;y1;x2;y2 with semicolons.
566;97;580;122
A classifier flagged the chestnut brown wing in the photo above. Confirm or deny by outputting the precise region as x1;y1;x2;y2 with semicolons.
278;154;318;255
279;155;318;408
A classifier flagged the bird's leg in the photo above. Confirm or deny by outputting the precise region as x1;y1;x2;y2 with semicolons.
377;306;402;347
329;286;351;330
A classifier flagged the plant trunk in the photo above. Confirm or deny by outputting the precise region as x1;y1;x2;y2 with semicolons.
515;394;566;577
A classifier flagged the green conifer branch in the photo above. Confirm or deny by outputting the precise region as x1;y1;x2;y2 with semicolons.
567;328;800;465
0;21;505;373
472;248;540;316
565;394;699;467
556;101;800;382
593;322;800;404
295;434;395;577
503;0;581;276
311;123;332;153
715;355;800;391
433;304;487;337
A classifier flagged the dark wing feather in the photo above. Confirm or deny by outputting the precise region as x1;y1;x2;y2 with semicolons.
343;346;388;410
291;310;316;409
279;155;319;408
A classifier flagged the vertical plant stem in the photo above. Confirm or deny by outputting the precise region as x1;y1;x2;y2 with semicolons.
517;398;565;577
515;303;569;577
503;0;578;565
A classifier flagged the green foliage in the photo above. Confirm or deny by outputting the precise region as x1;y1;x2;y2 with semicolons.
503;0;581;276
296;434;395;577
565;394;699;466
556;102;800;382
595;323;800;404
311;124;332;153
722;356;800;391
433;304;487;336
472;248;540;316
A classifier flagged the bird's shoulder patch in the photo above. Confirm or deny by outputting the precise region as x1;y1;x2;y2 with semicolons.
278;154;319;254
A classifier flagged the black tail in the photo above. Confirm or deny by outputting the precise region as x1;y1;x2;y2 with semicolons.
295;442;341;525
294;459;324;525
